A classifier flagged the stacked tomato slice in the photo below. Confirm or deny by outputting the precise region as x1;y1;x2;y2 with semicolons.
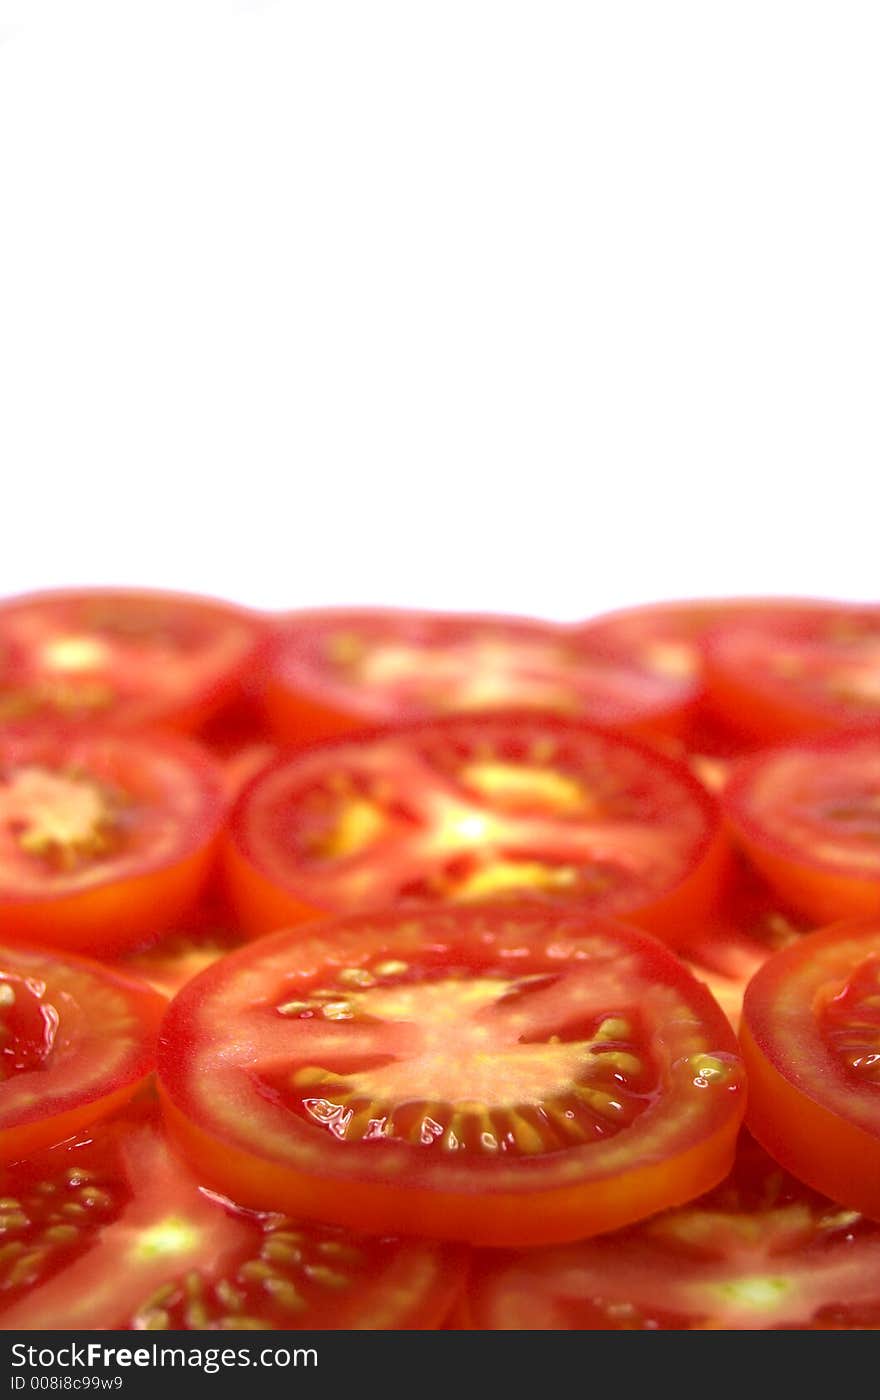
4;588;880;1331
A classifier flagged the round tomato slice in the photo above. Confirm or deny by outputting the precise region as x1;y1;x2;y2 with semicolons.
0;729;226;953
157;906;745;1247
705;604;880;742
264;609;694;744
0;945;163;1161
459;1134;880;1330
0;1101;462;1329
741;918;880;1222
723;735;880;923
0;589;267;733
119;902;245;999
224;714;726;943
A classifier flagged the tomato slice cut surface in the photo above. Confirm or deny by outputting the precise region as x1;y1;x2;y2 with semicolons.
742;918;880;1221
157;906;744;1247
723;735;880;923
224;714;726;942
459;1134;880;1330
0;589;267;733
0;946;163;1161
0;1101;462;1329
0;729;226;953
705;604;880;742
265;610;695;744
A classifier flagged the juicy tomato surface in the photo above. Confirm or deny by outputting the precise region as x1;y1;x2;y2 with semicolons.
458;1133;880;1330
0;1100;463;1330
224;714;727;943
742;918;880;1222
264;609;696;745
0;945;163;1161
705;603;880;742
119;900;245;999
723;734;880;923
158;905;745;1247
0;728;226;953
0;589;267;734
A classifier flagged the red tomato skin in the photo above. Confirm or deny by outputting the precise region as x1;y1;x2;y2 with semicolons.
221;716;730;946
0;730;227;956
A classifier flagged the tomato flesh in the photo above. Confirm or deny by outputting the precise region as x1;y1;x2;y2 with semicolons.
158;905;744;1247
459;1133;880;1329
0;1101;463;1329
0;945;163;1161
0;589;267;733
706;604;880;742
265;610;695;744
723;735;880;923
0;728;226;953
225;714;726;943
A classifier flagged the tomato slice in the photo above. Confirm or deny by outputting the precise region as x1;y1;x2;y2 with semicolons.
705;604;880;742
741;918;880;1221
459;1133;880;1330
197;697;280;801
264;610;695;744
224;714;726;943
0;589;267;733
0;1100;462;1329
119;902;245;999
723;734;880;923
0;946;163;1161
0;729;226;953
157;905;745;1247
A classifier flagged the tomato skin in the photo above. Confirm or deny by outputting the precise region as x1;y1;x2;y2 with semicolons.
223;713;728;946
0;946;164;1162
264;609;695;745
0;729;227;955
158;906;745;1247
0;588;270;735
722;736;880;924
704;603;880;743
742;919;880;1221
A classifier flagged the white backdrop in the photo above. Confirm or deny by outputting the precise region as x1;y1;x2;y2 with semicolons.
1;2;878;619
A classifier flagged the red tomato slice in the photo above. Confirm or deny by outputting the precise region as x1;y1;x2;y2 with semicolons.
0;589;267;734
705;604;880;742
0;1101;462;1329
458;1134;880;1330
723;734;880;923
157;905;745;1247
264;610;695;744
198;697;280;801
0;729;226;954
223;714;727;943
119;902;244;999
0;946;163;1161
742;918;880;1222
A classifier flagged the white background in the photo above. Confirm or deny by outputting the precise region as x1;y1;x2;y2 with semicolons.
1;1;877;620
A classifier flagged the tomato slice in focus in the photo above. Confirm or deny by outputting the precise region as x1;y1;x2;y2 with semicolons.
0;729;226;953
459;1134;880;1330
158;906;745;1247
0;1104;462;1329
723;735;880;923
264;610;696;744
224;714;726;943
742;919;880;1222
706;605;880;742
0;946;163;1161
0;590;267;733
